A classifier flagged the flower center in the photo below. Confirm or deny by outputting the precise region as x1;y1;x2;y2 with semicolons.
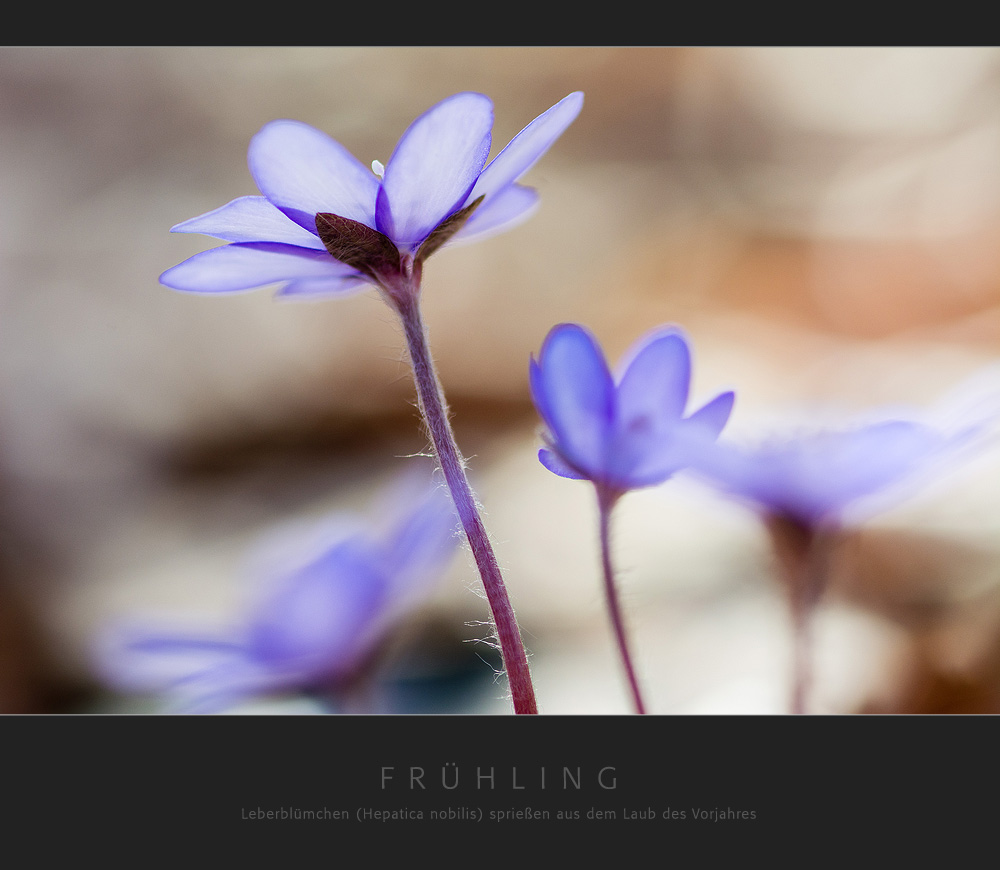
624;414;654;437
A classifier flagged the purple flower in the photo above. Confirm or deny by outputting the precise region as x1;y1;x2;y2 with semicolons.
686;408;983;715
97;478;458;713
529;323;735;494
690;419;960;528
159;91;584;302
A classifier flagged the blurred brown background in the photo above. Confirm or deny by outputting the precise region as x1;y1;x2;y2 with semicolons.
1;46;999;714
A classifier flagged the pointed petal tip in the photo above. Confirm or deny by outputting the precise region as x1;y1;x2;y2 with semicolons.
169;216;205;234
561;91;585;110
685;389;737;440
538;447;588;481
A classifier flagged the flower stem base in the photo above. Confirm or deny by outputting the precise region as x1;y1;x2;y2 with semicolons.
391;285;538;715
765;514;832;715
597;487;647;714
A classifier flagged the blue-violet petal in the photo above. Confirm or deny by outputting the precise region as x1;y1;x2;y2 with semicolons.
159;242;364;294
470;92;584;201
248;119;380;233
171;196;326;249
375;92;493;251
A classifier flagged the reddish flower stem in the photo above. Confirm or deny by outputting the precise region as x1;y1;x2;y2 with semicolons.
596;487;647;714
389;281;538;715
764;514;831;715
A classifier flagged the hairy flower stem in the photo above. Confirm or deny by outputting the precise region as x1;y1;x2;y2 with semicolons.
596;487;647;714
764;515;830;715
390;283;538;715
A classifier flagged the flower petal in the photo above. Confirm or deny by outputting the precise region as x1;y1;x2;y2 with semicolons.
615;392;734;489
449;184;540;245
375;92;493;250
684;390;736;439
167;658;283;714
96;625;247;693
470;91;584;201
538;447;588;480
615;327;692;424
604;328;692;487
808;422;944;510
248;548;389;682
248;119;380;232
530;323;615;476
691;421;947;525
159;242;363;294
377;486;458;595
171;196;326;249
275;276;373;300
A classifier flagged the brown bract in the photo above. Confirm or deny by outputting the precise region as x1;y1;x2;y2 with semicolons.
314;195;485;285
314;213;401;281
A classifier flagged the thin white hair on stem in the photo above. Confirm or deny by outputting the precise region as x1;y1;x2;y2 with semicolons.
395;449;436;460
463;629;505;687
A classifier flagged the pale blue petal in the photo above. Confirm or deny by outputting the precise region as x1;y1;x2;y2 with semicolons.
246;539;388;677
376;92;493;250
601;329;693;486
378;485;458;602
616;395;734;489
449;184;540;245
167;659;284;714
530;324;614;476
691;421;946;524
97;625;247;693
538;447;588;480
684;390;736;439
615;327;691;423
248;119;380;232
275;275;373;300
470;91;584;201
171;196;326;249
686;440;768;503
159;242;362;294
802;422;943;512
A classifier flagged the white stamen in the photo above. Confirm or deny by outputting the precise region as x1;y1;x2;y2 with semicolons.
371;159;385;179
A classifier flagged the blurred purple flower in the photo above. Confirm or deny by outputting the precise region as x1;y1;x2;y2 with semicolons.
159;91;584;302
689;419;962;528
687;409;985;714
529;323;735;495
97;478;458;713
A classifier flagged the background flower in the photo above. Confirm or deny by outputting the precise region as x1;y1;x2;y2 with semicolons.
530;322;734;494
688;416;975;528
96;476;459;713
683;406;989;713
